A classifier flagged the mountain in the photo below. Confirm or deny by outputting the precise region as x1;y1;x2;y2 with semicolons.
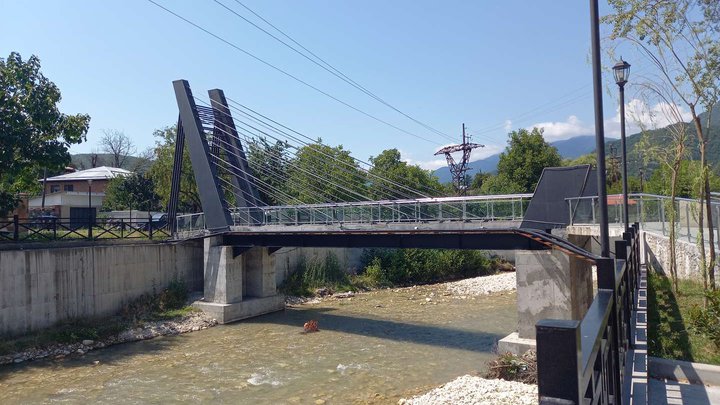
605;110;720;177
433;135;597;183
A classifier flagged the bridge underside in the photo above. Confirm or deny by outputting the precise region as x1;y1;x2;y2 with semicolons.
220;228;598;260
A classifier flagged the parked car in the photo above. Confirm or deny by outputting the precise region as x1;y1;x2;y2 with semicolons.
30;214;58;230
144;213;168;231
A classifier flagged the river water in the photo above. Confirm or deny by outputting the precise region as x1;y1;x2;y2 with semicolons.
0;284;516;404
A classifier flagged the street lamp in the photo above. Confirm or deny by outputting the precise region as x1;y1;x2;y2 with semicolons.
613;58;631;231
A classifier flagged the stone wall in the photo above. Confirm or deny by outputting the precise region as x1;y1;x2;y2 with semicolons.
0;241;203;336
643;231;718;280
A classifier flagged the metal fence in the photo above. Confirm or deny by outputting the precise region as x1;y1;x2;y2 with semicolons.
568;193;720;244
537;224;640;404
0;215;171;243
176;194;533;233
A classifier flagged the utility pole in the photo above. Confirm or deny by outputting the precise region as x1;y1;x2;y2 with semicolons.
435;123;484;195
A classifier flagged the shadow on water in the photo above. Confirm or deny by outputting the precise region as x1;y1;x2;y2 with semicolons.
0;331;188;381
250;307;505;354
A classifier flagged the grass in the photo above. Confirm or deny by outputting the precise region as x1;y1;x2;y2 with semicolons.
648;272;720;365
0;279;193;357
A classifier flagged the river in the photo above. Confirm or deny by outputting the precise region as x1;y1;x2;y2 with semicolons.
0;283;516;404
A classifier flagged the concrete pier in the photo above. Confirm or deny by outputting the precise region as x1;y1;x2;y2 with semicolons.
498;235;593;354
193;238;284;323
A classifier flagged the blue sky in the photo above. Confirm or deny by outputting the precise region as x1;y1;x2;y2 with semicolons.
1;0;646;169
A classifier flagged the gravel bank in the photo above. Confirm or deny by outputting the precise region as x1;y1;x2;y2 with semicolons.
0;311;218;366
444;272;517;296
399;375;537;405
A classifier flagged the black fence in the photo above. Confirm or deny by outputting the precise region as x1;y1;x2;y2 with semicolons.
0;215;171;243
536;223;640;405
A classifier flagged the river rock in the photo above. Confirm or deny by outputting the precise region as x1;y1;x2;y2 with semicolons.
335;292;355;299
82;339;94;346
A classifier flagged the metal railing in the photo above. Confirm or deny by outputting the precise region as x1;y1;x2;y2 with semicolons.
0;215;171;243
176;194;533;233
537;224;640;404
568;193;720;244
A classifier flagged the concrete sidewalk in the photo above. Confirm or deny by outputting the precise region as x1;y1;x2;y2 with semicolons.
649;378;720;404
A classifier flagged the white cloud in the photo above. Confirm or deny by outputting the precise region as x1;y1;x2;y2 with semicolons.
604;98;692;137
527;99;692;142
503;119;513;132
528;115;592;142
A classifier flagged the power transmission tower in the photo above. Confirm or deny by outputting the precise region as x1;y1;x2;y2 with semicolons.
434;123;484;195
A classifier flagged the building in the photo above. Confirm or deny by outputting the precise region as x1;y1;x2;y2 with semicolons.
28;166;132;222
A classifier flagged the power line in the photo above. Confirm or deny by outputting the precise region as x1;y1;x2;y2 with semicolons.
147;0;443;146
213;0;456;142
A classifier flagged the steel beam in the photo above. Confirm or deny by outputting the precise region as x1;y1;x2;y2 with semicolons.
173;80;232;232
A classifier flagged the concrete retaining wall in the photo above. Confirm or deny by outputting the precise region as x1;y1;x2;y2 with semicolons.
0;241;203;336
643;231;718;280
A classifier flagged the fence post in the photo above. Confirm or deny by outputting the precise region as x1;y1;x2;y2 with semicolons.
13;215;19;241
536;319;582;403
596;257;622;401
686;202;692;242
616;238;632;350
52;217;57;240
660;198;666;235
148;214;153;240
87;213;93;240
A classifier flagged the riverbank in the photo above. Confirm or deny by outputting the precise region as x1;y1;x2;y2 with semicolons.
0;310;217;366
399;375;537;405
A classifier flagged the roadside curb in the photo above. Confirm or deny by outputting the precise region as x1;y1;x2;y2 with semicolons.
649;356;720;386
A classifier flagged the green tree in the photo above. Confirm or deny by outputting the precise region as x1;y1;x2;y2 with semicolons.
103;173;161;212
368;149;443;199
496;128;562;192
246;137;291;205
148;125;201;212
479;173;525;195
0;52;90;215
605;0;720;289
287;142;367;203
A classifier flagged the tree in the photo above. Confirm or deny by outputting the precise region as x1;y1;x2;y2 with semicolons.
478;173;525;195
496;128;562;192
103;173;161;212
368;149;443;200
246;137;291;206
605;0;720;289
99;129;136;168
148;125;201;213
0;52;90;216
287;143;367;203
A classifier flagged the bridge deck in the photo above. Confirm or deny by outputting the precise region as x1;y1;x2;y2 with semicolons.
218;228;599;262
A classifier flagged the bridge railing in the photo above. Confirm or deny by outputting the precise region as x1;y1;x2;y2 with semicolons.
536;224;640;404
176;194;533;232
567;193;720;243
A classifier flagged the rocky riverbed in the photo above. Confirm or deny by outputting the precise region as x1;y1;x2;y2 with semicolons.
0;311;217;366
399;375;537;405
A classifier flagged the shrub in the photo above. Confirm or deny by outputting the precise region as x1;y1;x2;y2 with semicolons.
484;350;537;384
359;248;496;286
159;279;188;311
689;289;720;348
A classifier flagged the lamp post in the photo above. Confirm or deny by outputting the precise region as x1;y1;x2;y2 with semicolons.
613;59;631;231
590;0;610;258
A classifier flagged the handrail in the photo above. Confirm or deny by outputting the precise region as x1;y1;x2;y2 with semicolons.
0;215;170;243
536;223;640;404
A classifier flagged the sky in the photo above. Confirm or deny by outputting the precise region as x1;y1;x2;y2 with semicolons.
1;0;663;170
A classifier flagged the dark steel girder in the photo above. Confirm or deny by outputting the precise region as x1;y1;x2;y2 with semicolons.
219;228;599;261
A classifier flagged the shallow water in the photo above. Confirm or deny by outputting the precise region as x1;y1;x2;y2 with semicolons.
0;284;516;404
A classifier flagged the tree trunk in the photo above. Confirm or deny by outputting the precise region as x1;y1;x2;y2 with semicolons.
691;106;716;290
670;167;680;293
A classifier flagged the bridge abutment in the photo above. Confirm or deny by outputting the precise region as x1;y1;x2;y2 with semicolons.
498;235;593;354
193;237;284;323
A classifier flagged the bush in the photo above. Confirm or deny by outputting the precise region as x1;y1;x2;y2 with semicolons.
359;248;496;286
689;290;720;348
159;279;188;311
280;253;350;296
484;350;537;384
